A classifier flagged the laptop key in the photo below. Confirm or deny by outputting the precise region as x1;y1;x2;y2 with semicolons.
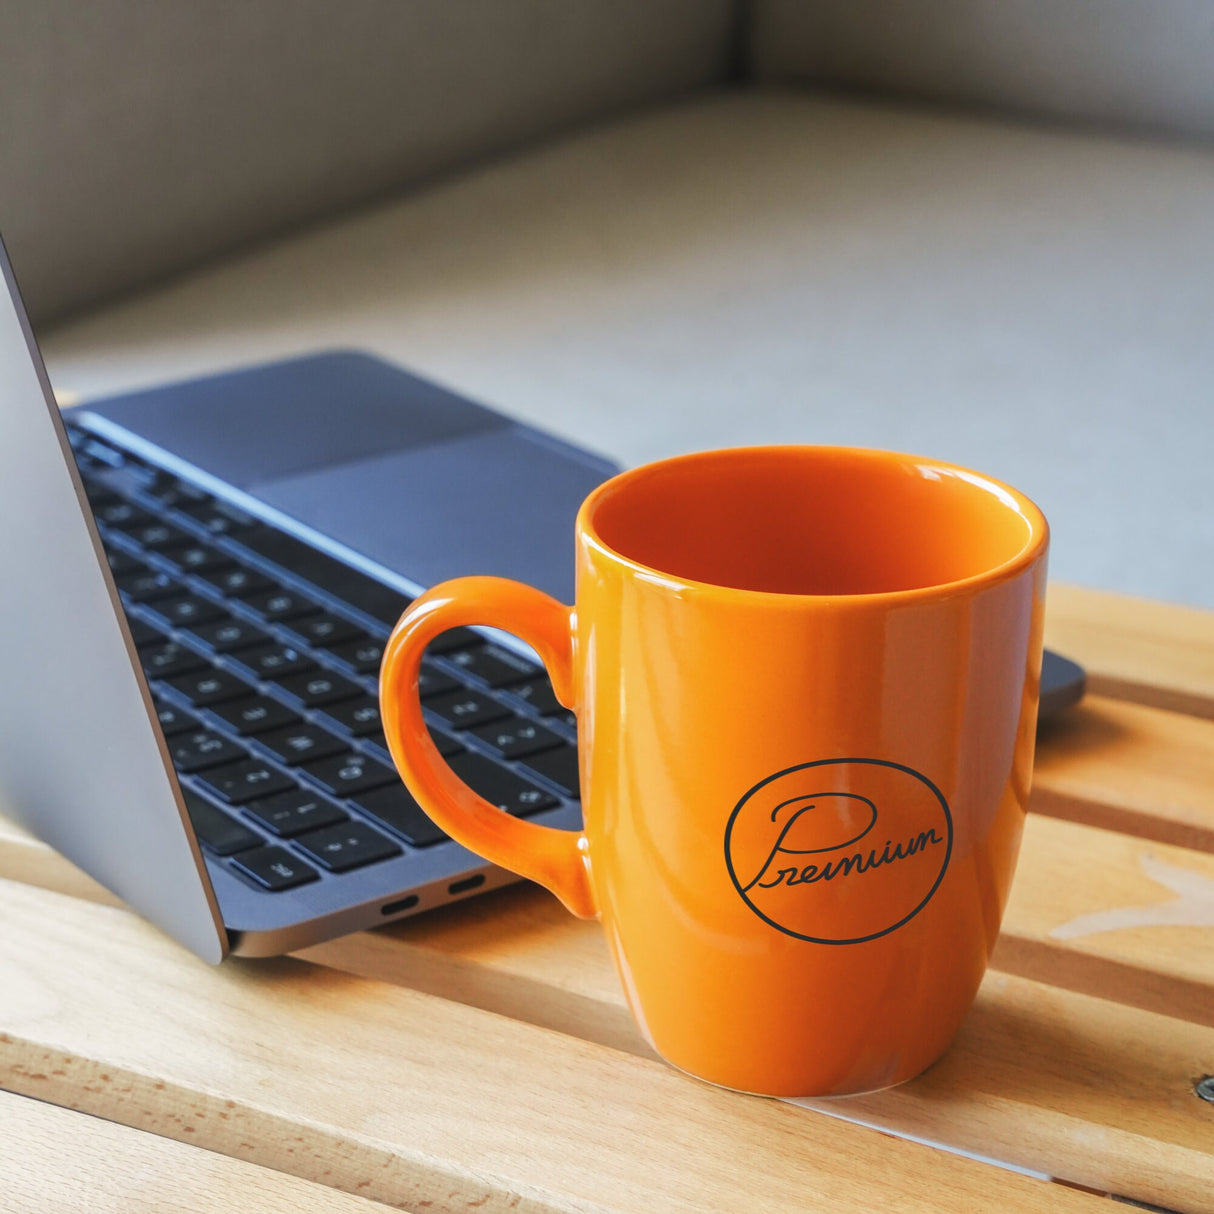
195;758;296;804
150;593;227;628
182;789;263;856
208;695;301;736
245;788;347;837
84;484;121;511
198;566;274;598
318;695;382;737
287;613;361;647
140;469;191;503
142;642;209;680
153;702;199;737
176;498;254;537
166;668;255;706
425;626;481;655
162;545;234;576
273;669;362;707
236;643;316;680
230;845;319;891
123;520;195;552
418;663;458;699
151;483;210;511
235;524;412;626
511;677;562;715
447;752;558;816
519;745;581;798
301;751;399;797
326;635;385;675
257;723;349;766
510;677;576;730
446;644;539;688
429;729;465;758
105;548;143;576
426;689;511;730
182;615;272;653
238;586;320;622
116;569;178;602
350;784;448;847
95;500;154;529
169;729;247;773
470;718;563;761
295;821;402;872
125;615;165;647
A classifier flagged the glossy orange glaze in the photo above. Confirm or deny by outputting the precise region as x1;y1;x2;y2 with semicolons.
382;447;1048;1097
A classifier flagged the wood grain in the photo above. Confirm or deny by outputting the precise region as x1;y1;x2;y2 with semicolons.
1046;583;1214;718
796;970;1214;1214
995;814;1214;1027
306;872;1214;1211
0;879;1096;1214
0;1089;394;1213
1032;694;1214;852
6;794;1213;1151
6;868;1207;1211
8;756;1208;1044
301;815;1214;1039
0;582;1209;1209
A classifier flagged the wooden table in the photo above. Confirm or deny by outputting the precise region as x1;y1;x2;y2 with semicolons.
1;583;1211;1213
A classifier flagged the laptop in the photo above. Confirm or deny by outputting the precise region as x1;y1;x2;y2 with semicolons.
0;235;1084;964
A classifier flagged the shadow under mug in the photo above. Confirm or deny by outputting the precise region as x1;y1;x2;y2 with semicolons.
380;446;1049;1097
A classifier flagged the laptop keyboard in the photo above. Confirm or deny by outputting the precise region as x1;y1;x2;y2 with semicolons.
66;424;579;894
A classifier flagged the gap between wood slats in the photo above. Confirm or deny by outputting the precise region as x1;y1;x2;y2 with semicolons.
1;825;1212;1206
0;879;1103;1214
1031;695;1214;854
1045;585;1214;721
0;1089;395;1214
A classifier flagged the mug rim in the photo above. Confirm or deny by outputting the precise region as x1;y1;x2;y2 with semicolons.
576;445;1049;606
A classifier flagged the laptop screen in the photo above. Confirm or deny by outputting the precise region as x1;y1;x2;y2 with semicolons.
0;237;226;961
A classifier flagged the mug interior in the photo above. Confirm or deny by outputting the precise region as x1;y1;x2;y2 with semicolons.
584;448;1044;597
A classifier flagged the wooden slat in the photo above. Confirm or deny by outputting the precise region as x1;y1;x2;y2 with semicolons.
1046;583;1214;719
995;813;1214;1028
1032;694;1214;852
4;701;1210;911
4;801;1213;1210
0;880;1094;1214
0;588;1208;1207
797;970;1214;1214
0;1089;393;1213
306;891;1214;1211
310;814;1214;1039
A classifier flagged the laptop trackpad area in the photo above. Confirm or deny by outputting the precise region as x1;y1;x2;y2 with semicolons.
251;429;605;603
83;352;505;489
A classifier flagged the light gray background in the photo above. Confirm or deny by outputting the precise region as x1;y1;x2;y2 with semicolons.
3;3;1209;610
40;93;1214;609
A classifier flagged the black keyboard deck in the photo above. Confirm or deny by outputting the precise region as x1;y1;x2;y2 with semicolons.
67;425;580;894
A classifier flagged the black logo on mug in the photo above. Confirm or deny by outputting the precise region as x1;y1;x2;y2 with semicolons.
724;758;952;945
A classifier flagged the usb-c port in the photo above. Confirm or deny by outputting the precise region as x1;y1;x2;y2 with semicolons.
448;874;485;895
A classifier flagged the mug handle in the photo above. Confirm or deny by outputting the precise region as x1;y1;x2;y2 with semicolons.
379;576;597;919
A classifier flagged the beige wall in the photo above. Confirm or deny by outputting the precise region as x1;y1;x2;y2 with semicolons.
751;0;1214;139
0;0;736;323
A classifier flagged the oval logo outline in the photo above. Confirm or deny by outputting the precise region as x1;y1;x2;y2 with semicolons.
723;757;954;945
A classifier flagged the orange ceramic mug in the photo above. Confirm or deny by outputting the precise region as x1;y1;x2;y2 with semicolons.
380;447;1048;1097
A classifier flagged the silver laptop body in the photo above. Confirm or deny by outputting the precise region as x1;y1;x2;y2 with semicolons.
0;236;611;960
